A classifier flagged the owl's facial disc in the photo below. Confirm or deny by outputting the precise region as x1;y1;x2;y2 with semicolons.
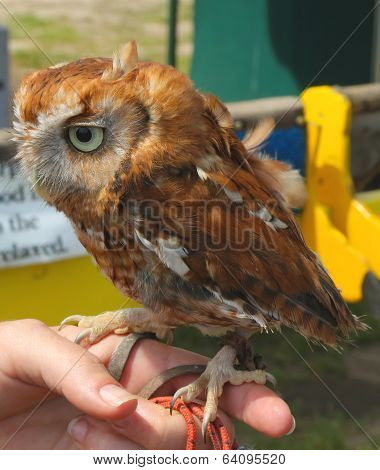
31;170;51;201
67;126;105;153
13;44;205;216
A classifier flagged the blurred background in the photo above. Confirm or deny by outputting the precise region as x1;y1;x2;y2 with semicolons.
0;0;380;450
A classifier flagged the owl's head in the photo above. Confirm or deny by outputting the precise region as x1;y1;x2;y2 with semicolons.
13;41;222;217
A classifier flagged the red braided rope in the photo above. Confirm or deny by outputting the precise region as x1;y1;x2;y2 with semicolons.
151;396;238;450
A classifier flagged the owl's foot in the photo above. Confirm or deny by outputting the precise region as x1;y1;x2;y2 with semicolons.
170;345;276;439
59;308;172;345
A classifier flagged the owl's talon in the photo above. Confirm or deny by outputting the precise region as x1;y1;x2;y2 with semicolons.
171;345;276;435
169;397;175;415
58;315;84;330
58;308;162;346
265;372;277;389
201;410;212;442
169;389;183;415
75;328;92;344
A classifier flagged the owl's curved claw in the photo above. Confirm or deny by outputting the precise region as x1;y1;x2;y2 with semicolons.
201;410;211;442
264;372;277;389
58;311;133;345
169;388;185;415
75;328;92;344
58;315;84;330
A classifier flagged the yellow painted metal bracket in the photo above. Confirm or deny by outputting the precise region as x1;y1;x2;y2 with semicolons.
301;86;380;303
0;256;140;326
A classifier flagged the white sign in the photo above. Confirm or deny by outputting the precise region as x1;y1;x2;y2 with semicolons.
0;160;86;269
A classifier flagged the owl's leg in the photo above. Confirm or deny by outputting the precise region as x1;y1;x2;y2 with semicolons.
170;338;276;438
224;330;267;371
59;308;172;345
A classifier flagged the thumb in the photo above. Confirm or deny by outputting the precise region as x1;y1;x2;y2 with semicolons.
2;320;137;420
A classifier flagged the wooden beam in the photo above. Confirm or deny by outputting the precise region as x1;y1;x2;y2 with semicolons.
226;84;380;126
339;83;380;114
226;95;302;128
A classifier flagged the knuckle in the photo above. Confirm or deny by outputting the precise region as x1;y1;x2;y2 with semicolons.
24;318;47;332
9;318;46;332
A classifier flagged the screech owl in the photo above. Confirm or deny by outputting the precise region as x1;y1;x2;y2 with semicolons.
13;41;365;432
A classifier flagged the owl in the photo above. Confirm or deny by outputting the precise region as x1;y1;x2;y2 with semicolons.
13;41;365;434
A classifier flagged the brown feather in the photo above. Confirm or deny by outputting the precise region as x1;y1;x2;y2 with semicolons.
13;43;366;348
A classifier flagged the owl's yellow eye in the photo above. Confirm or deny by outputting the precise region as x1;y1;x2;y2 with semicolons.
68;126;104;152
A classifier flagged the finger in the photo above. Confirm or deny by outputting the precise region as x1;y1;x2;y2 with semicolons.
1;320;137;421
108;337;293;437
58;327;293;436
67;416;144;450
219;383;294;438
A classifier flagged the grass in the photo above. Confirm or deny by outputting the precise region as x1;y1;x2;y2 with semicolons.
6;14;84;70
2;2;194;81
10;13;81;42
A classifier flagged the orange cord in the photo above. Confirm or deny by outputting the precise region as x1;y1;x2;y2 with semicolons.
151;396;238;450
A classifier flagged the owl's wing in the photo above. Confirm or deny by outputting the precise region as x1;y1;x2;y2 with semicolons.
131;154;362;346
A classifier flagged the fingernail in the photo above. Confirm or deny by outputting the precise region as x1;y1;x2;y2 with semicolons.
286;415;296;436
99;383;134;407
67;417;88;444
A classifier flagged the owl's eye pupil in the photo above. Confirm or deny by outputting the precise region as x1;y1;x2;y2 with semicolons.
68;125;104;153
76;127;92;143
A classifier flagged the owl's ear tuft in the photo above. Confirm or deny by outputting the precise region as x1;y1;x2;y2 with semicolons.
102;40;139;80
202;93;233;129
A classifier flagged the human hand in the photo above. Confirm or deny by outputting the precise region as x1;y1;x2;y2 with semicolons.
0;319;294;449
